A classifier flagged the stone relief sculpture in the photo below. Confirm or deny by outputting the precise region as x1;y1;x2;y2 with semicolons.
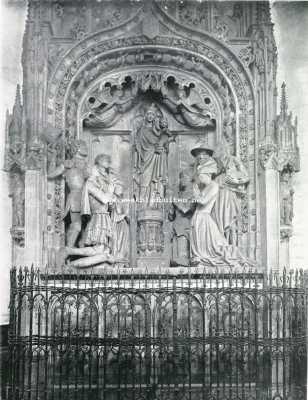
84;80;138;128
48;139;89;248
58;154;118;267
161;82;215;128
168;171;193;266
134;104;175;205
213;141;249;244
10;171;25;229
189;147;253;268
280;169;294;226
111;182;130;260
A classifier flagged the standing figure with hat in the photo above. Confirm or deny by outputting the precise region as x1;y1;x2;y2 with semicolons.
48;139;89;248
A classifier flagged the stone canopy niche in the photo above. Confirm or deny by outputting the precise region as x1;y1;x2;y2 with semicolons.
45;68;254;271
5;0;300;273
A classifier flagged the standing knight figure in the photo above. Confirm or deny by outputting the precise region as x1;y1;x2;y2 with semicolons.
48;139;89;247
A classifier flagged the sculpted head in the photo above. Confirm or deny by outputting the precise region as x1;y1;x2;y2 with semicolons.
114;182;124;197
95;153;111;173
194;158;218;186
159;117;168;130
191;146;214;164
197;172;212;186
72;140;88;169
145;104;157;123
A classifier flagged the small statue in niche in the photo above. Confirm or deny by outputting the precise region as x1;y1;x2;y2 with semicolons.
10;171;25;227
134;104;175;205
280;169;294;226
48;139;89;248
168;171;193;266
111;182;130;260
189;146;254;268
58;154;118;268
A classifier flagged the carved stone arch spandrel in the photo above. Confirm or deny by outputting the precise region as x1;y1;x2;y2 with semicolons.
46;33;257;262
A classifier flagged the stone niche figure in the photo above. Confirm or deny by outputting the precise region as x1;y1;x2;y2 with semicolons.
134;104;175;205
10;171;25;227
168;171;193;266
58;153;117;268
190;147;254;269
280;169;294;226
48;139;89;248
213;142;249;245
111;182;130;260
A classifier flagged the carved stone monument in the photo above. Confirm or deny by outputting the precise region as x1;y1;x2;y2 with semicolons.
4;0;300;272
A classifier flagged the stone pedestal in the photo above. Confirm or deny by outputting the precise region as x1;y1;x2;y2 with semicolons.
137;208;166;268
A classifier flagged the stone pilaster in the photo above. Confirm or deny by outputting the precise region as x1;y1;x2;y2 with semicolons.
24;170;44;267
259;141;280;272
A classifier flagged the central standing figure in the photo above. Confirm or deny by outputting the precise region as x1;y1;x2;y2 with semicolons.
135;104;174;205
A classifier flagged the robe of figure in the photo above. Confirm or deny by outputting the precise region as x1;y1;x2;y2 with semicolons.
190;181;248;267
81;168;114;252
112;205;129;259
213;152;249;244
135;124;167;203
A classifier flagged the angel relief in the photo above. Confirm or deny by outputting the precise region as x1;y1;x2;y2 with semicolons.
161;80;216;128
83;78;138;129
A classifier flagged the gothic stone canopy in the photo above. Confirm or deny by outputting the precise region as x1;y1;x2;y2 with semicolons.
4;0;300;272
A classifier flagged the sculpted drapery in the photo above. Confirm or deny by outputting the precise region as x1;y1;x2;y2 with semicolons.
135;105;174;205
190;155;252;268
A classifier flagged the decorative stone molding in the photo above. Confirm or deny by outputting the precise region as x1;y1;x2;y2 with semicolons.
26;139;45;170
280;226;293;241
10;227;25;248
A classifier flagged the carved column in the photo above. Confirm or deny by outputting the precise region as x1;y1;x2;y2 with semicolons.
24;142;45;267
259;141;280;272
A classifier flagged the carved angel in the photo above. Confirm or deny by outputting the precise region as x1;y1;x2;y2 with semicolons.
83;81;137;128
161;83;214;128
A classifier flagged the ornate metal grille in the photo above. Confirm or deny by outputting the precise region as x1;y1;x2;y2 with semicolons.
7;268;307;400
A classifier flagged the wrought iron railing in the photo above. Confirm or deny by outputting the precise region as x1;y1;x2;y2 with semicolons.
6;267;308;400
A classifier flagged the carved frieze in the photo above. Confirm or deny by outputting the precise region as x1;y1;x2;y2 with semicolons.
81;71;218;131
158;1;249;40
